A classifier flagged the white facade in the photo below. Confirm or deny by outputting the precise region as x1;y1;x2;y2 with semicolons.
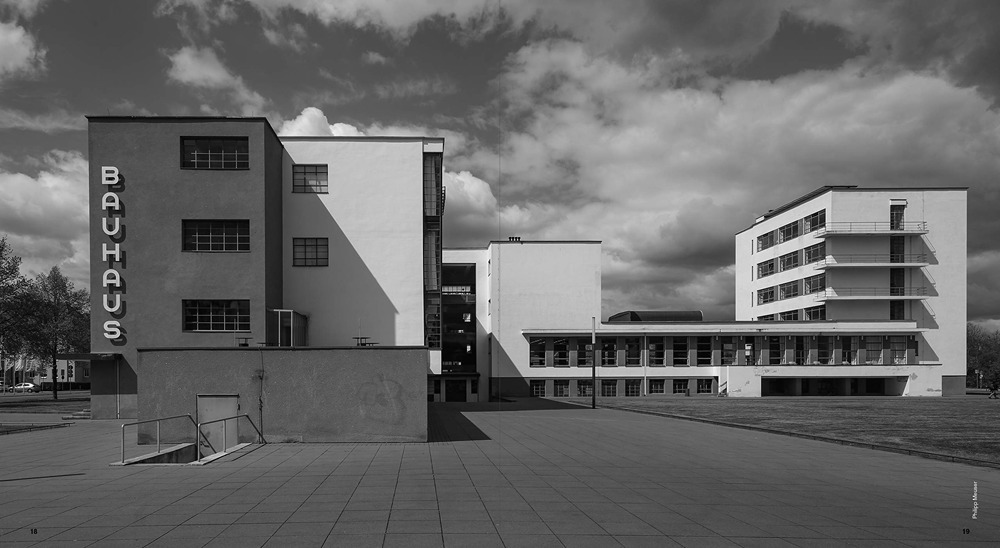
467;186;967;398
735;186;967;394
281;137;441;347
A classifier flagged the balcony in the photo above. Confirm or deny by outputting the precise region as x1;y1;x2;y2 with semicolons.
815;254;929;269
816;221;928;236
815;287;928;300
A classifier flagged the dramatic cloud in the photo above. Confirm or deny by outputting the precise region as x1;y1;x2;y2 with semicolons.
0;20;44;81
0;107;83;132
165;46;268;115
448;39;1000;318
0;150;89;286
262;21;310;52
373;76;458;100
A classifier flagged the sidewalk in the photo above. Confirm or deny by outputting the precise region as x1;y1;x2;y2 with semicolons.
0;400;997;546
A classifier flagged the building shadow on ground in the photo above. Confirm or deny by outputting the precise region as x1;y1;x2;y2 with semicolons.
427;398;586;442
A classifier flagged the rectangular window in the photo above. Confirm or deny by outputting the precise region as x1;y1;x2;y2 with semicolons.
890;204;905;230
757;231;775;251
803;210;826;232
601;338;617;366
576;338;593;366
804;305;826;321
804;242;826;263
696;337;712;365
779;310;799;321
697;379;713;394
757;259;775;278
181;137;249;170
768;336;782;365
553;338;569;366
292;238;329;266
625;379;641;397
649;379;665;394
648;337;666;366
672;379;688;394
292;164;328;193
842;336;855;365
778;221;800;242
890;336;906;364
865;337;883;365
758;287;775;305
721;337;736;366
803;274;825;294
793;336;805;365
601;379;617;397
182;220;249;252
624;337;641;366
778;251;800;271
817;336;832;365
182;299;250;332
671;337;688;366
529;338;546;367
577;379;593;397
554;380;569;397
779;281;799;300
530;380;545;397
889;300;905;320
758;314;774;321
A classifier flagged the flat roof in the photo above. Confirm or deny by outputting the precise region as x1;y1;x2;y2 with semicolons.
736;185;970;234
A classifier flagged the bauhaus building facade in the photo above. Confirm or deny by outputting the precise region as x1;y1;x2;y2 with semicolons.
86;117;968;441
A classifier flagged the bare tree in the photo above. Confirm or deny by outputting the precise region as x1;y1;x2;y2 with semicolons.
968;323;1000;389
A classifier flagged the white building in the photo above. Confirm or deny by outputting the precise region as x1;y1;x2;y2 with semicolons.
451;186;968;399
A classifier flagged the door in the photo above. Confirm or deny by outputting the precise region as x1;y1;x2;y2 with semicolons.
445;380;467;402
197;394;239;456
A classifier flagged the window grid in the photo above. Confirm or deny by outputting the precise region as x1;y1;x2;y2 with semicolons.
625;337;641;366
649;379;665;394
779;281;800;300
554;380;570;397
673;379;689;394
293;164;329;193
181;137;249;170
804;242;826;263
183;300;250;332
804;305;826;320
890;336;907;364
601;379;617;397
779;310;799;321
529;338;546;367
530;380;545;397
721;337;736;366
553;338;569;366
672;337;688;366
697;379;713;394
779;251;800;271
804;210;826;232
577;380;593;397
292;238;329;266
757;259;775;278
576;338;593;366
778;221;800;242
865;337;883;364
804;274;825;294
183;220;249;252
758;287;775;305
601;338;617;366
696;337;712;365
649;338;666;366
625;379;642;397
757;232;775;252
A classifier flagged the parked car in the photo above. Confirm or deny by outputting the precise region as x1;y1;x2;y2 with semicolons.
11;383;40;393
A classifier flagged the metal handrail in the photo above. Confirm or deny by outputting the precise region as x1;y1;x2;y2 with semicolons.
196;413;265;460
819;254;928;265
817;287;928;298
818;221;928;234
120;414;197;464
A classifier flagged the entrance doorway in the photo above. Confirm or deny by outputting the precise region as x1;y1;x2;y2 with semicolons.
445;380;467;402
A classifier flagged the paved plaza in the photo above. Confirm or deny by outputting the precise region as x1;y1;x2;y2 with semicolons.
0;399;997;547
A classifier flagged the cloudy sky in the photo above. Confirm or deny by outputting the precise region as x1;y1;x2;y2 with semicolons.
1;0;999;325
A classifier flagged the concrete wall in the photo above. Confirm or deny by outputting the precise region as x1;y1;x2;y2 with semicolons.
138;347;427;443
281;139;429;347
489;241;602;396
88;118;282;418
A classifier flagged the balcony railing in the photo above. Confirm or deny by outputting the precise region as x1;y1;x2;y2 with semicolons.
816;254;928;267
817;221;928;235
816;287;928;299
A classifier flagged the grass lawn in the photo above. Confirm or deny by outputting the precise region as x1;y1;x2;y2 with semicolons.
567;396;1000;465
